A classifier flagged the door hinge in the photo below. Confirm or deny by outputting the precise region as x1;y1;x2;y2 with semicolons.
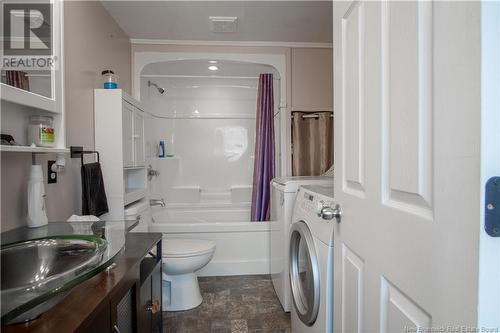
485;176;500;237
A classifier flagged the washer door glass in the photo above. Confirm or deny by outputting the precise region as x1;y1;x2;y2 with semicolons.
289;221;320;326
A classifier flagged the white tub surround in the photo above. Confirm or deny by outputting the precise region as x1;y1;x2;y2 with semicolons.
139;58;280;278
231;185;253;204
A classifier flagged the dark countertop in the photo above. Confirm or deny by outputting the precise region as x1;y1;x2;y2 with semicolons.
0;221;160;329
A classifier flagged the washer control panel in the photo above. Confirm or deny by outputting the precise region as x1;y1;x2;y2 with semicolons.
300;190;335;216
295;187;336;246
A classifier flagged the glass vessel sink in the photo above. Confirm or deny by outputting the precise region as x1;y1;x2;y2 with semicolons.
1;235;107;324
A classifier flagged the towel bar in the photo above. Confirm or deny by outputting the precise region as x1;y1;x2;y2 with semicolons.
70;146;100;164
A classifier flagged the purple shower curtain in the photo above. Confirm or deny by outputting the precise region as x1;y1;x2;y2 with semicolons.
251;74;275;221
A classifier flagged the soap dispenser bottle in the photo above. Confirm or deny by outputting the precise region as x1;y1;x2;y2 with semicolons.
159;140;166;158
27;165;48;228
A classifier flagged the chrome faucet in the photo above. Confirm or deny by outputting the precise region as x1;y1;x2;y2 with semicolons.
148;165;160;181
150;198;166;207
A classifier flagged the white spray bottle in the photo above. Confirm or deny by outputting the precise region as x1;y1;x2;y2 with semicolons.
27;165;48;228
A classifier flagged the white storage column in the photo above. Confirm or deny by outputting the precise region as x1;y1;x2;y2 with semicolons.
94;89;148;219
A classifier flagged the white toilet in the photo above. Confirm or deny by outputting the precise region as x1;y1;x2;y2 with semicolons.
162;239;216;311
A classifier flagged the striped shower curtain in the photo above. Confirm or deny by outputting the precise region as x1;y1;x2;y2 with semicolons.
251;74;275;221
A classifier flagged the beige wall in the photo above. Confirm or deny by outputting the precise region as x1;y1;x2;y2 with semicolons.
1;150;80;231
65;1;131;150
291;48;333;110
1;1;131;231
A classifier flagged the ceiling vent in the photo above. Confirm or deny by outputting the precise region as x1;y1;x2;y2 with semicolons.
209;16;238;33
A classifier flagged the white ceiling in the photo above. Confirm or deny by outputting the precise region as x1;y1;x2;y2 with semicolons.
101;1;332;44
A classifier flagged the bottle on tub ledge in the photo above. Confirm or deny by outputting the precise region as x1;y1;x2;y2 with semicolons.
158;140;175;158
158;140;165;158
166;144;175;157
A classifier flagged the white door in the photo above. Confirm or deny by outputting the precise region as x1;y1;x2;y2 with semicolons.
122;102;135;168
333;2;483;332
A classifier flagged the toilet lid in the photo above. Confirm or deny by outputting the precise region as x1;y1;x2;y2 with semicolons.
162;239;216;258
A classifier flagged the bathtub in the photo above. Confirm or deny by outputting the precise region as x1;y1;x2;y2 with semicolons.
149;203;270;277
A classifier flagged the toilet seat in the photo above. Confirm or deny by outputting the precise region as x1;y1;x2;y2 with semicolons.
162;239;216;258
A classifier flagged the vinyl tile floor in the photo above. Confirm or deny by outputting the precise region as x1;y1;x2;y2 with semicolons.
163;275;291;333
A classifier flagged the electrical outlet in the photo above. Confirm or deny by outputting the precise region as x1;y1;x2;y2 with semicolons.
48;160;57;184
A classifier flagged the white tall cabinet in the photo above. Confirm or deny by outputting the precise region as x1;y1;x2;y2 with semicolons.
94;89;147;220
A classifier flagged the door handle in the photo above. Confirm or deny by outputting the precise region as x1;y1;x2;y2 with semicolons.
319;204;342;223
485;176;500;237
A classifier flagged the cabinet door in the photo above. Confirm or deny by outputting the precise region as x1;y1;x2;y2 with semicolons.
138;278;152;333
133;109;145;167
76;302;111;333
151;263;162;333
111;281;137;333
138;260;162;333
122;102;135;168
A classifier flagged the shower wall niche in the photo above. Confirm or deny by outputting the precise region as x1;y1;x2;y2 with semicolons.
140;60;281;206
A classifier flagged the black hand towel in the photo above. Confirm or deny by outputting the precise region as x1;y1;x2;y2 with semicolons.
81;162;109;216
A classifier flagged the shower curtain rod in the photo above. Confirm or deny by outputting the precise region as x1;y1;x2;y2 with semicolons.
292;112;334;119
151;114;257;120
141;74;281;80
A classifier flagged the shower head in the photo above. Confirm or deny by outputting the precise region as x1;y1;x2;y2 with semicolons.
148;80;165;94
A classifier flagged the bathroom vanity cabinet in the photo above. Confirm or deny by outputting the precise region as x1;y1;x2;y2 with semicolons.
3;232;163;333
82;234;162;333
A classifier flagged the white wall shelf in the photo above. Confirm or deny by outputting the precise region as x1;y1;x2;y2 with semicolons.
124;166;147;171
0;145;69;153
1;83;58;114
124;188;148;206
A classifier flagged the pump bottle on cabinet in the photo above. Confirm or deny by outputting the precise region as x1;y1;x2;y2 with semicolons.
27;165;48;228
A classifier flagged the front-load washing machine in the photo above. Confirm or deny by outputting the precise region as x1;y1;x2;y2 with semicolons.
289;185;335;332
270;175;333;312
